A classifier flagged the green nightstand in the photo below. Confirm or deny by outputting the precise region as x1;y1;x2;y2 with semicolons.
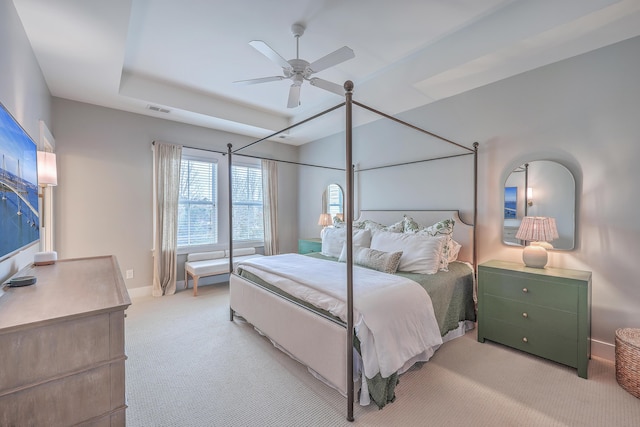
298;238;322;254
477;260;592;378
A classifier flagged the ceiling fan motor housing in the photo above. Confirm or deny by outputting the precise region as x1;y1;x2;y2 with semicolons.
287;58;312;80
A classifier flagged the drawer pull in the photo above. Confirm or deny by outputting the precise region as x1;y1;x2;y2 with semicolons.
522;337;528;343
522;287;528;293
522;312;528;318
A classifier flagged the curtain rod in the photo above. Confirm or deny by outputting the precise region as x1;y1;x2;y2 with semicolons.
152;141;227;155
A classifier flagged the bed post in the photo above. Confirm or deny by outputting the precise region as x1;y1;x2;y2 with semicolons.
473;142;478;272
228;143;234;321
344;80;355;422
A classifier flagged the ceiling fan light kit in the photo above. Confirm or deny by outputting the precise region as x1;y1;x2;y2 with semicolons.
235;23;355;108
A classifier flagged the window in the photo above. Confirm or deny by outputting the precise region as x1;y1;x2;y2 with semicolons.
232;163;263;241
177;149;264;250
178;156;217;247
327;183;343;217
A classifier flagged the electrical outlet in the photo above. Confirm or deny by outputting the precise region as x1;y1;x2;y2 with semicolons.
126;269;134;279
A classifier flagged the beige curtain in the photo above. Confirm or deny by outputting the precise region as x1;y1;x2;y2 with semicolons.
261;159;279;256
152;142;182;296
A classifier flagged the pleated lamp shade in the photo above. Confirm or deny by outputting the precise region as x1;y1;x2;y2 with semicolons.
515;216;558;268
318;213;333;227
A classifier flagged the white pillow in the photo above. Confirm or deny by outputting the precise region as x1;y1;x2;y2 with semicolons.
404;216;457;271
321;228;371;258
370;231;445;274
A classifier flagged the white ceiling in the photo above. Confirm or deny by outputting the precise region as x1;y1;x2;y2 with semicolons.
12;0;640;144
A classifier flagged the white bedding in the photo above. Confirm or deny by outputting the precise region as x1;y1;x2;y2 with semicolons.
236;253;443;380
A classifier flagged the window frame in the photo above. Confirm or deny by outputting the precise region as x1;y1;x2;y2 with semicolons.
231;160;264;245
176;148;264;255
177;149;220;253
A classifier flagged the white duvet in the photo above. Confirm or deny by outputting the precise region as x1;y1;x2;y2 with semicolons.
236;253;443;381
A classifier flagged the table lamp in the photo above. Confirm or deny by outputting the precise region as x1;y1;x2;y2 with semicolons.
515;216;558;268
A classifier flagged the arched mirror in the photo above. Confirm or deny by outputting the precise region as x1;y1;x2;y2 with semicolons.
503;161;575;250
322;183;344;220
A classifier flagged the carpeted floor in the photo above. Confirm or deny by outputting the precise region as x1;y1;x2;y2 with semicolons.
125;283;640;426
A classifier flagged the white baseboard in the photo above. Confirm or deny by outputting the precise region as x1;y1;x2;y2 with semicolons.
127;285;153;299
592;338;615;362
127;280;190;299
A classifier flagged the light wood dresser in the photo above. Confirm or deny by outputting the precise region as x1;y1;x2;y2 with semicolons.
477;260;592;378
0;255;131;426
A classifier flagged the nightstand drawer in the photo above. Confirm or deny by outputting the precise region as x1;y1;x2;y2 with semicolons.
483;295;577;339
483;318;578;368
481;269;578;313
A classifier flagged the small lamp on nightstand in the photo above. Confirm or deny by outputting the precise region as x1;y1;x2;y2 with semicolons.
318;213;333;229
515;216;558;268
318;213;333;239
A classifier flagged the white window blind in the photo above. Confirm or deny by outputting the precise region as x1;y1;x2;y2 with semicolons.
232;163;264;241
178;157;218;247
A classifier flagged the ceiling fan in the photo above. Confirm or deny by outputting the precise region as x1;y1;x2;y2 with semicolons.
234;23;355;108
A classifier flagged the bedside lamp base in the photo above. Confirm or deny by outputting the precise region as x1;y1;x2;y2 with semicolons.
522;245;548;268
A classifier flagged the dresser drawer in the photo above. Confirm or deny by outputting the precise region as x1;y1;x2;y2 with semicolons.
483;295;577;339
483;318;578;368
480;269;578;313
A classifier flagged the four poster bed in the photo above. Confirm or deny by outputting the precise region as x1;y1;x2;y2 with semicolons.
225;81;478;421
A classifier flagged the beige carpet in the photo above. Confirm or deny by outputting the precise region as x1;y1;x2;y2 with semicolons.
125;283;640;426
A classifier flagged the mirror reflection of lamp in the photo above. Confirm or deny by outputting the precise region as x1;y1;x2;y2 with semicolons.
515;216;558;268
37;151;57;255
318;213;333;238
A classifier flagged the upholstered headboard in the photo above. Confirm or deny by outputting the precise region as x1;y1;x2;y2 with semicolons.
354;210;475;266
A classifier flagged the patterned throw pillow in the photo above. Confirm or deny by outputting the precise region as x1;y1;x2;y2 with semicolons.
402;215;422;233
340;246;403;274
349;219;403;233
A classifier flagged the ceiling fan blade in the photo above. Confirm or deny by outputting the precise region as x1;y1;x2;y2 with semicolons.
249;40;291;70
287;84;301;108
233;76;285;85
309;78;344;96
309;46;355;73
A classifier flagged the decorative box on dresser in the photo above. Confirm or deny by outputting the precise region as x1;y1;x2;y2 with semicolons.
477;260;592;378
0;256;131;426
298;238;322;254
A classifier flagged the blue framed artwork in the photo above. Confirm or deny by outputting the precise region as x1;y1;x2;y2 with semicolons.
504;186;517;219
1;102;40;261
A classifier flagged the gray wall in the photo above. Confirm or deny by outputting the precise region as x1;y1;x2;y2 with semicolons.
0;0;52;282
299;36;640;357
52;99;299;291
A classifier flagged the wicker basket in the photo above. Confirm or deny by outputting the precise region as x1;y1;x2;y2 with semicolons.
615;328;640;398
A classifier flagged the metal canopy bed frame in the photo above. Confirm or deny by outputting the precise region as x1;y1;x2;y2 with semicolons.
225;80;478;421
